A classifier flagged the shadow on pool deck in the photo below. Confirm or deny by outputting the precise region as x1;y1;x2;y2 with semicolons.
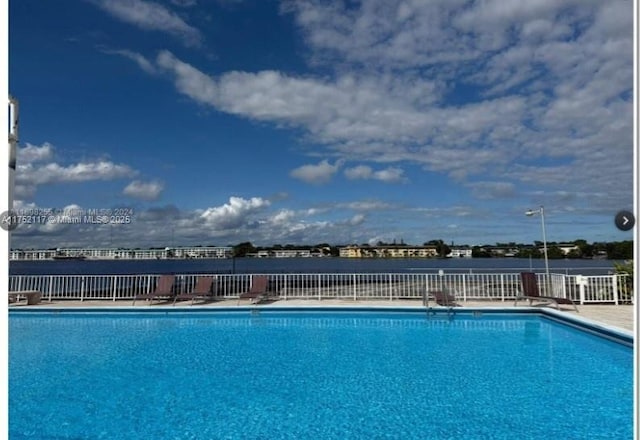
9;297;635;333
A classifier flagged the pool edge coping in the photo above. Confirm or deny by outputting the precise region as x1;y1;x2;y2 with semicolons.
9;304;634;345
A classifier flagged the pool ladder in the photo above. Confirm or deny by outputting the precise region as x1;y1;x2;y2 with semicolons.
422;291;455;319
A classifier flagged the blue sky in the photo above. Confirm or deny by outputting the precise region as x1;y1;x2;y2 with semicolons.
7;0;635;249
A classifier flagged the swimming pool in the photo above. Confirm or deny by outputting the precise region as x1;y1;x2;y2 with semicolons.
9;309;633;439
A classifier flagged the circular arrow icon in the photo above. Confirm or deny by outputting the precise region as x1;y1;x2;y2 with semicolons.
615;210;635;231
0;210;19;231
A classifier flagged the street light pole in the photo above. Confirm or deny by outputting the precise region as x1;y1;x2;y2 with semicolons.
526;206;550;294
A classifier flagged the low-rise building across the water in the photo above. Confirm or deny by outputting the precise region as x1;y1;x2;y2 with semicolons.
10;246;233;261
339;245;438;258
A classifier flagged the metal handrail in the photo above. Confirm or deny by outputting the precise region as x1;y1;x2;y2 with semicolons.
7;272;630;304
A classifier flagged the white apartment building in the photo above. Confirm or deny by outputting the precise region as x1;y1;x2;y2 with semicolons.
9;246;233;260
272;249;312;258
448;247;473;258
339;245;439;258
9;249;57;260
247;249;314;258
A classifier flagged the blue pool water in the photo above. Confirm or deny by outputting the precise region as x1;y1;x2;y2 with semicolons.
9;311;633;439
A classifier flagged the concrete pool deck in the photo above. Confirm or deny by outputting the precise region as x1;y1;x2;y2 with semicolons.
9;298;636;334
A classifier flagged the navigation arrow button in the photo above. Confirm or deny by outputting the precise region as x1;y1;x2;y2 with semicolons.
615;211;635;231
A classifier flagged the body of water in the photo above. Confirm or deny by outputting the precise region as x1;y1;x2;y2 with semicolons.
10;257;620;276
9;310;633;439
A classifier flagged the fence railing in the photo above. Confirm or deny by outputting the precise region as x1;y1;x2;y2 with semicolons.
7;272;633;305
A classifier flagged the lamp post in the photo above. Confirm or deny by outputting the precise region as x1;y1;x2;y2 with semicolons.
525;206;550;294
8;96;19;248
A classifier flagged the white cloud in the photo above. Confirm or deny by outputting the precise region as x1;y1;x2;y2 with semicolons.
155;50;444;146
92;0;203;47
8;191;617;249
344;165;406;183
13;184;36;200
347;214;366;226
270;209;296;225
290;159;342;185
21;161;136;185
153;51;531;181
151;38;630;203
338;200;396;211
18;143;54;163
344;165;372;180
200;196;271;230
9;196;396;249
102;49;157;74
12;200;38;215
283;1;477;68
467;181;517;200
14;142;137;199
123;180;164;200
371;167;406;183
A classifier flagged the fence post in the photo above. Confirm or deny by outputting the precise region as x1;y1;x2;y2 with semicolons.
48;276;53;302
577;276;586;305
560;274;567;300
612;275;619;305
353;274;357;301
283;274;288;301
462;274;467;302
112;276;118;301
424;274;428;301
389;274;393;301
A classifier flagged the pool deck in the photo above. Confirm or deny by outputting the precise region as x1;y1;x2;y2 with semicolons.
9;298;636;334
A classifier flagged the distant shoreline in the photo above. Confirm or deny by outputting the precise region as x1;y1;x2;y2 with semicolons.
9;257;619;276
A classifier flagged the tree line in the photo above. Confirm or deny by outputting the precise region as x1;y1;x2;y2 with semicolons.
230;239;633;260
471;239;633;260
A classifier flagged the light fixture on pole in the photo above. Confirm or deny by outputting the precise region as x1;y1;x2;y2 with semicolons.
525;206;550;294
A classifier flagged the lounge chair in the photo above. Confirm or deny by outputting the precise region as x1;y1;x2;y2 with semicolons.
514;272;578;312
133;275;175;305
173;276;216;305
430;289;459;307
237;275;269;304
8;290;42;305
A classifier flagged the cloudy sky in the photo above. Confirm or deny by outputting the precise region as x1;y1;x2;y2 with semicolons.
8;0;634;249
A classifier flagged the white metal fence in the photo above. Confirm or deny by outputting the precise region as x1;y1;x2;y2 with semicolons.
7;272;632;305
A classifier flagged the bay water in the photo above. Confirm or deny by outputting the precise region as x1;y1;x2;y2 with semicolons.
10;257;619;276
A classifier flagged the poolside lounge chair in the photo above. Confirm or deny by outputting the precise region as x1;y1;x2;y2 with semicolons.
173;276;216;305
430;289;459;307
133;275;175;305
8;290;42;305
237;275;269;304
514;272;578;312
